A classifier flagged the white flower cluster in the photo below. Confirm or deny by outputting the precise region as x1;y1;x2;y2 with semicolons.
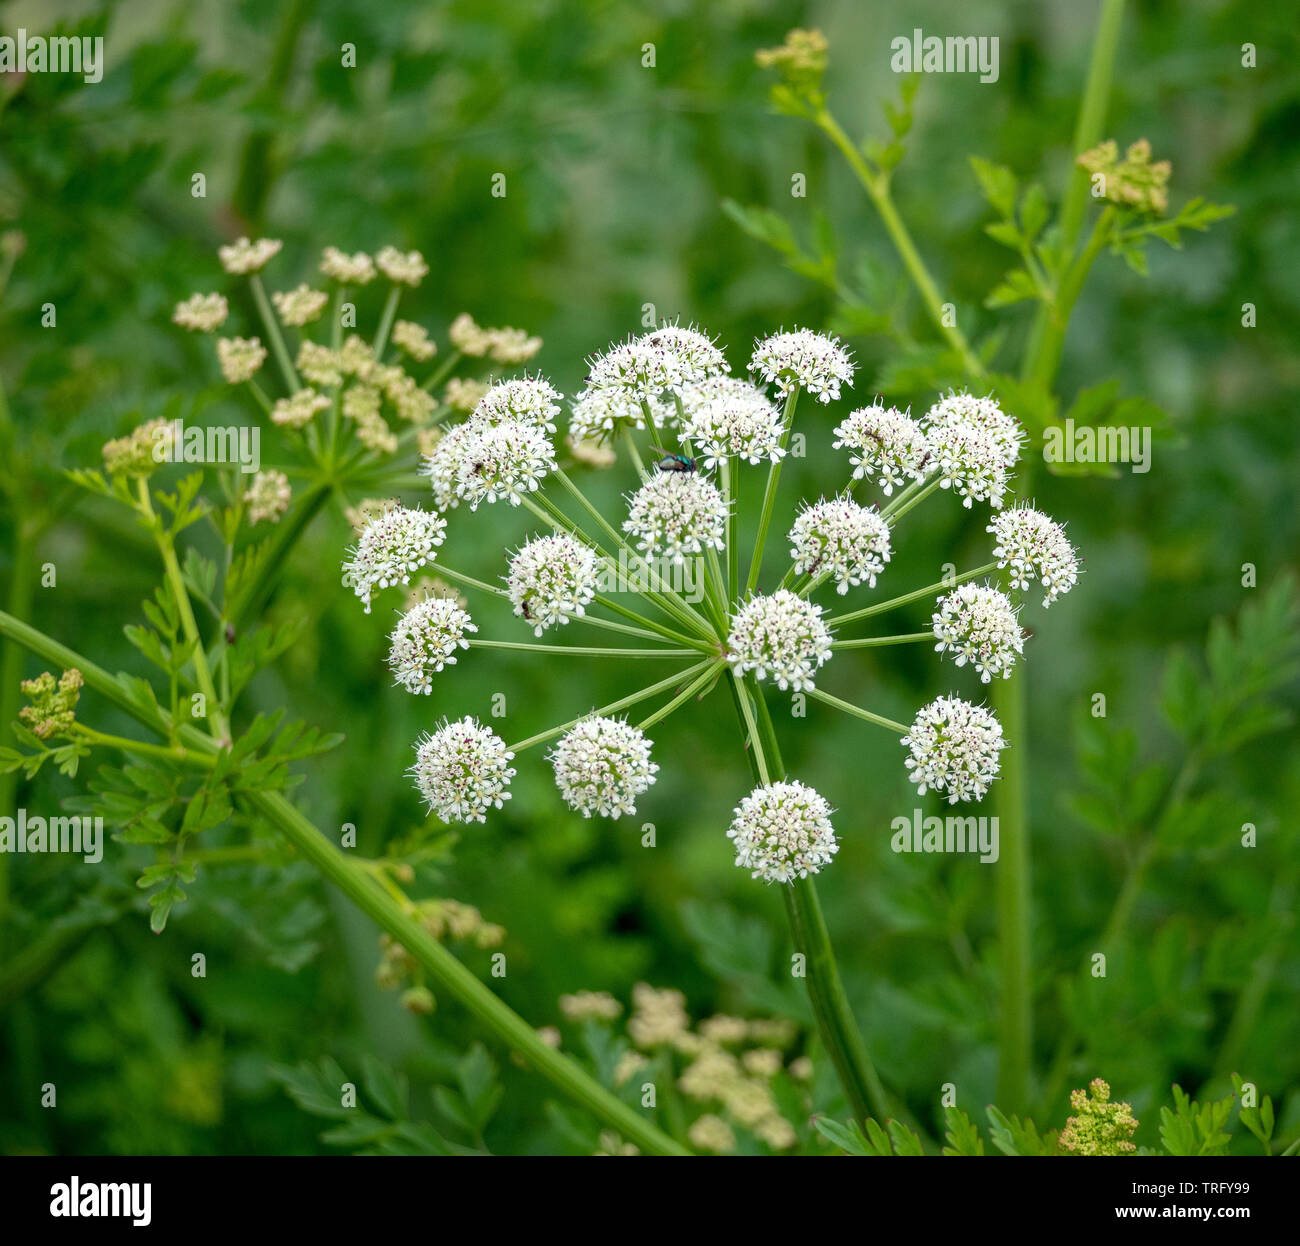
988;504;1081;606
833;402;930;494
411;717;516;823
272;284;329;327
749;328;854;404
549;716;659;818
919;391;1023;509
456;418;557;508
216;336;267;384
788;498;892;594
472;377;563;433
218;236;281;275
931;583;1025;682
727;591;833;691
727;780;838;882
901;696;1007;803
388;597;477;694
680;377;786;468
271;388;331;430
376;246;429;286
342;505;447;612
244;470;291;525
623;472;727;563
320;247;376;284
506;534;600;635
173;293;228;333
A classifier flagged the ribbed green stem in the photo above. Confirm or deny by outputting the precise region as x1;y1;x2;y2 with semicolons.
372;287;401;358
746;386;799;593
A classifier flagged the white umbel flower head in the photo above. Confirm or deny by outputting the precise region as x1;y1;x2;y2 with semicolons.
455;417;557;508
637;322;729;381
507;534;600;636
271;388;331;429
623;472;727;563
217;336;267;384
342;505;447;612
932;583;1025;682
272;284;328;327
727;590;833;691
833;402;931;494
988;505;1081;607
411;717;516;823
902;696;1007;803
549;716;659;818
681;377;786;467
788;497;892;594
473;377;563;432
218;236;282;275
419;422;477;511
173;293;228;333
925;420;1013;509
388;597;477;693
569;386;674;442
320;246;376;284
375;245;429;286
749;328;854;404
923;391;1023;472
727;780;838;882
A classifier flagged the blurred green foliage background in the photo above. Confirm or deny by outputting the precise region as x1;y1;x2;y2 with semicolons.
0;0;1296;1155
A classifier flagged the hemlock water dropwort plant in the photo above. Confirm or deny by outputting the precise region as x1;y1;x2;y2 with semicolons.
343;320;1080;1126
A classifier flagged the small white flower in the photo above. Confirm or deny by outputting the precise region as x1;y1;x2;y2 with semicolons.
833;402;931;494
244;471;291;524
271;388;331;429
216;336;267;384
320;246;376;285
419;421;477;511
585;323;724;404
727;780;838;882
932;583;1025;682
410;717;516;823
342;506;447;612
271;284;329;327
392;320;437;362
988;505;1081;606
680;377;786;468
388;597;477;693
449;312;493;355
218;236;281;275
749;328;854;404
922;391;1023;473
549;716;659;818
623;472;727;563
376;245;429;286
173;293;228;333
455;417;557;508
901;696;1007;803
473;376;563;433
788;497;892;594
506;534;600;635
727;590;833;691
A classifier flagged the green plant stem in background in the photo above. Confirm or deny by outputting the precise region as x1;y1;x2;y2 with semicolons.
746;386;800;593
250;274;301;394
372;287;401;358
815;111;985;380
0;607;688;1156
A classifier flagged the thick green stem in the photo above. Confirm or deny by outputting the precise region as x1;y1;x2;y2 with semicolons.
737;673;891;1126
0;607;687;1155
372;287;401;358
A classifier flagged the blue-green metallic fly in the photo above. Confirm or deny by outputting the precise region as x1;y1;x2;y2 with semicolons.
649;445;697;473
